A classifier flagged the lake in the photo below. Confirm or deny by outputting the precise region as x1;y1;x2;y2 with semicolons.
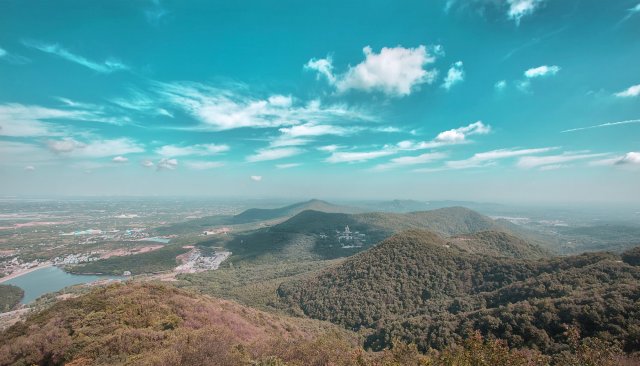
4;266;123;304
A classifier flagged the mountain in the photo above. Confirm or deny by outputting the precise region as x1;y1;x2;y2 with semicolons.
355;199;433;213
155;199;361;235
230;199;361;224
277;230;640;355
225;207;516;263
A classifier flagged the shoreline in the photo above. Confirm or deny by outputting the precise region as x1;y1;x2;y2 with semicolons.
0;263;52;284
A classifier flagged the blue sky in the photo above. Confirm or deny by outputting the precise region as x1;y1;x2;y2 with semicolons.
0;0;639;203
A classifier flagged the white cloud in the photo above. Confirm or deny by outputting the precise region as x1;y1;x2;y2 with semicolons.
141;159;155;168
377;126;402;133
318;145;341;152
24;165;35;171
247;147;302;162
614;152;640;165
441;61;465;90
306;45;438;97
250;175;262;181
507;0;545;25
305;57;336;83
158;82;373;130
155;143;229;157
112;156;128;163
325;149;396;164
402;121;491;150
24;40;129;73
524;65;560;78
495;80;507;90
373;152;447;171
46;138;144;158
157;158;178;170
517;152;607;169
615;84;640;98
184;161;224;170
276;163;301;169
591;152;640;167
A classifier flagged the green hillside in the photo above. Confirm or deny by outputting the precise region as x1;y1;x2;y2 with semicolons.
277;230;640;355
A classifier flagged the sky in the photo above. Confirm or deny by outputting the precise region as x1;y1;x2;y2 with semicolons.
0;0;639;203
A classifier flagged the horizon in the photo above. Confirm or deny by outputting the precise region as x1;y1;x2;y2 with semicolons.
1;0;639;203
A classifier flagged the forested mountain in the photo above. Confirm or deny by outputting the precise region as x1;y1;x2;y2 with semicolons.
226;207;531;263
278;230;640;355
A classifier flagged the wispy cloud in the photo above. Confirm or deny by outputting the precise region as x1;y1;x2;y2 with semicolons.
517;152;608;169
247;147;303;162
46;138;144;158
524;65;560;78
0;102;131;137
0;45;30;64
441;61;465;90
276;163;301;169
112;156;129;163
24;40;129;73
306;45;438;97
561;118;640;133
373;152;447;171
614;84;640;98
250;175;263;181
413;147;555;172
618;3;640;24
446;0;545;25
155;143;229;157
184;161;224;170
144;0;169;25
325;149;396;163
157;82;374;130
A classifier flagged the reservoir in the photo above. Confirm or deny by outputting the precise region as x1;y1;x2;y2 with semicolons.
4;266;122;304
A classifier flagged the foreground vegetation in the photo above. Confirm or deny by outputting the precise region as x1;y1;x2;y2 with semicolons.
1;282;637;366
0;284;23;312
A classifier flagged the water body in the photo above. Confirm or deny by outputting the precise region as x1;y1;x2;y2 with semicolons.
4;266;122;304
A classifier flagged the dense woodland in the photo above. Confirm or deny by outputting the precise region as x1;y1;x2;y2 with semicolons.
1;282;637;366
278;230;640;356
0;284;23;312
